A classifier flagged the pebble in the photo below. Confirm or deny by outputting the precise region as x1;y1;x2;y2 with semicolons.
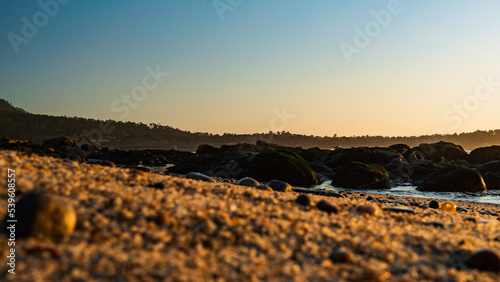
429;200;441;209
149;182;165;189
366;196;378;202
456;206;468;213
395;200;409;206
465;249;500;273
296;195;312;206
186;172;216;183
422;221;444;228
464;217;476;223
255;185;273;191
441;201;457;213
268;180;292;192
325;192;344;198
292;188;316;194
237;177;260;187
384;206;416;214
357;204;382;216
329;248;354;263
316;200;338;214
12;192;76;239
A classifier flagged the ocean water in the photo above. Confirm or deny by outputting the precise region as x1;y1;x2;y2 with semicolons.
314;182;500;205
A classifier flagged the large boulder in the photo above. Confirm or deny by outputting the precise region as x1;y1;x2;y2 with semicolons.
416;165;486;193
477;161;500;190
331;162;391;190
42;137;87;162
469;146;500;165
226;150;321;187
324;147;402;169
411;142;468;162
407;159;445;185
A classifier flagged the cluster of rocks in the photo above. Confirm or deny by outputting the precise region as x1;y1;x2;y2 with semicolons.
3;136;500;192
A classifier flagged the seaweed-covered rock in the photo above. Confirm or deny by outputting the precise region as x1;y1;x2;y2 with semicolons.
324;147;402;169
469;146;500;165
331;162;391;190
228;150;321;187
416;165;486;192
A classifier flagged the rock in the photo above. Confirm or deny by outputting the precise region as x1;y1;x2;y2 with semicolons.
395;200;409;206
268;180;292;192
331;162;391;190
237;177;260;187
87;159;116;168
186;172;216;183
465;249;500;272
292;188;316;194
42;136;87;162
316;200;338;214
412;142;468;162
296;195;312;206
383;206;416;214
255;185;273;191
407;159;444;185
416;165;486;193
389;144;411;155
325;192;344;198
457;206;468;213
4;192;76;239
422;222;444;228
366;196;378;202
469;146;500;165
149;182;166;189
357;204;382;216
329;248;354;263
167;163;202;174
477;161;500;190
429;200;441;209
324;147;402;169
226;150;321;187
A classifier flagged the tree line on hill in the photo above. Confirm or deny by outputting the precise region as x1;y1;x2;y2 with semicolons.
1;99;499;151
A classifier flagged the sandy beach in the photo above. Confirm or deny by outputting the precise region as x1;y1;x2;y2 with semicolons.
1;149;500;281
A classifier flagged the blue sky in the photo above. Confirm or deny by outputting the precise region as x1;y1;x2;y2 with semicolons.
1;1;500;136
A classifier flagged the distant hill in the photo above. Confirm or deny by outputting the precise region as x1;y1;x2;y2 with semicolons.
1;99;500;151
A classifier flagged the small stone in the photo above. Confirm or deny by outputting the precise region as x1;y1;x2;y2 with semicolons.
186;172;216;183
384;206;416;214
329;248;354;263
441;201;456;213
237;177;260;187
357;204;382;216
422;221;444;228
296;194;312;206
366;196;378;202
395;200;409;206
465;249;500;272
456;206;468;213
325;192;344;198
255;185;273;191
7;192;76;239
316;200;338;214
149;182;165;189
268;180;292;192
464;217;476;223
292;188;316;194
429;200;441;209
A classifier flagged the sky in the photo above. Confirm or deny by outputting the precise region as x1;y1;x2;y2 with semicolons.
1;0;500;137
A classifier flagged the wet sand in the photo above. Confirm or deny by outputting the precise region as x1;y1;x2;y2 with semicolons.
1;150;499;281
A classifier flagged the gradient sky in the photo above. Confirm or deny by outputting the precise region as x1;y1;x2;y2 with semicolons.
2;1;500;137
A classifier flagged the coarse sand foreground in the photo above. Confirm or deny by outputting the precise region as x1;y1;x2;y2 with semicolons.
0;150;500;281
